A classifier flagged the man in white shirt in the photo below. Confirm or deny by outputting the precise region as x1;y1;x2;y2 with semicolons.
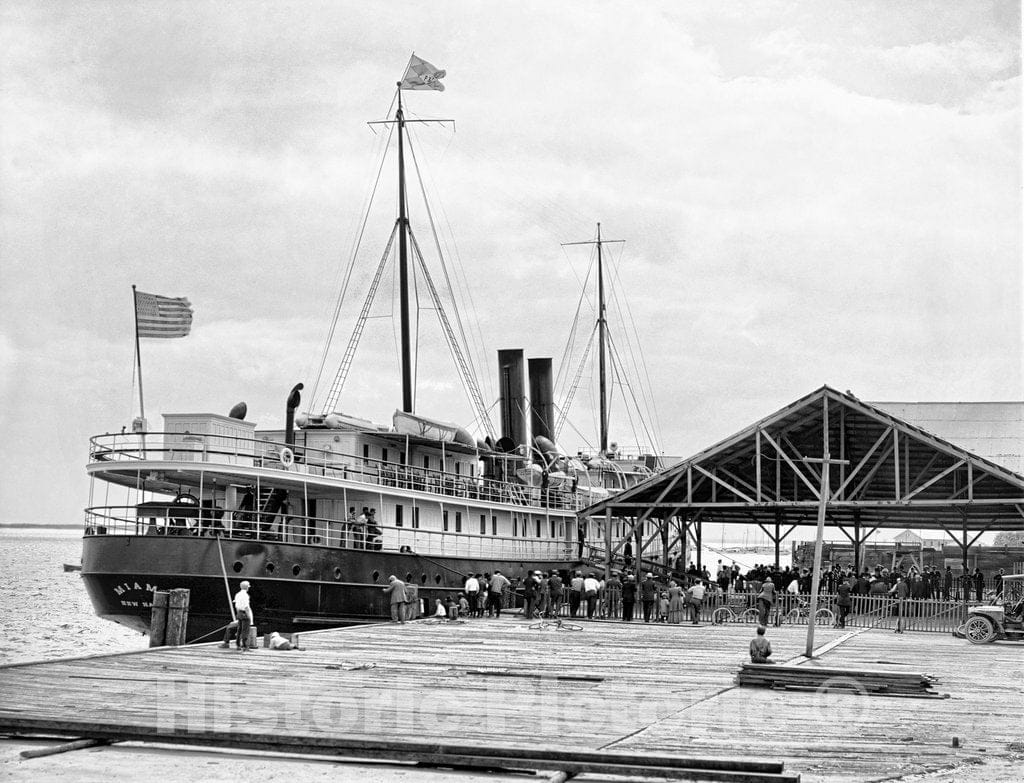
233;580;254;651
583;574;600;619
464;574;480;618
686;580;706;625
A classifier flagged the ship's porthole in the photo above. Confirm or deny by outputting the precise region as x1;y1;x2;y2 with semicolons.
266;562;276;574
292;564;301;576
420;573;427;584
371;570;380;582
333;567;343;580
434;574;442;584
232;561;243;573
405;572;413;582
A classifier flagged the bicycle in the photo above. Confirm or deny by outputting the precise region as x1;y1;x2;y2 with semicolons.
783;597;835;626
711;594;760;625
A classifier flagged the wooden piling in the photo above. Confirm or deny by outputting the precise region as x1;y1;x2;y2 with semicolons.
148;591;168;647
164;588;190;646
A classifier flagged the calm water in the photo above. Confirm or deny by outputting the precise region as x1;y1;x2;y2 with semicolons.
0;528;145;665
0;528;791;666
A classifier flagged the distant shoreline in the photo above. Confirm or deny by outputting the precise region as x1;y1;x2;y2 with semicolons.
0;523;80;529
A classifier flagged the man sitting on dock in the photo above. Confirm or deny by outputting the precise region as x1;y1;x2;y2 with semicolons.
749;625;773;664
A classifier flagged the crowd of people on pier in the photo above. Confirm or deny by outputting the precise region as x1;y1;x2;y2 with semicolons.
219;559;1009;651
410;560;1009;628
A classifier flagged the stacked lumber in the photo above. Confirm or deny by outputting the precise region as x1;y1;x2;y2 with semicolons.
736;663;946;698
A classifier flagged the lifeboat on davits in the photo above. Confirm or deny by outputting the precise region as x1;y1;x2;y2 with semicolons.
393;410;475;446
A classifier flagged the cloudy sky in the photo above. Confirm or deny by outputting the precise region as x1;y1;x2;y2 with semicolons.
1;1;1020;530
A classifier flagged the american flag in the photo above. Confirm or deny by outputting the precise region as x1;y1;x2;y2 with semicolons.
134;290;193;338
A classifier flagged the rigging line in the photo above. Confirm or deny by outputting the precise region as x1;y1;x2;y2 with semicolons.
320;222;400;414
408;229;496;438
406;118;490;396
405;130;489;406
553;249;597;400
552;402;596;453
606;330;660;455
607;339;644;455
605;245;663;444
605;332;643;453
309;123;394;404
554;321;598;441
309;121;396;407
426;144;495;408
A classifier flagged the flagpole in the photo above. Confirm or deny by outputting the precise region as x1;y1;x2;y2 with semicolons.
131;285;145;424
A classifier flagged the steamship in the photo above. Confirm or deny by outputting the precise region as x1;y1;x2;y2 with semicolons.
80;65;661;642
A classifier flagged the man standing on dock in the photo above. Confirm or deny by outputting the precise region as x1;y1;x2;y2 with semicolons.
234;581;253;651
464;573;480;617
641;573;657;623
383;575;407;623
621;574;637;621
486;570;510;617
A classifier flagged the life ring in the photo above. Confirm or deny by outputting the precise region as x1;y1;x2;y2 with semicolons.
279;447;294;468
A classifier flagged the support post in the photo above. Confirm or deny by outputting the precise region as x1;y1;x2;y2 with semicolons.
604;510;612;581
961;511;969;613
774;510;782;569
149;590;168;647
853;509;862;575
804;396;849;658
695;521;703;572
165;588;191;647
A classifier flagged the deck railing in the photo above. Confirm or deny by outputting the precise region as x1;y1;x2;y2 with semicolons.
83;506;575;562
88;432;592;512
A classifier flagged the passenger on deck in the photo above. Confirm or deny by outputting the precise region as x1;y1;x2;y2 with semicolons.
749;625;773;664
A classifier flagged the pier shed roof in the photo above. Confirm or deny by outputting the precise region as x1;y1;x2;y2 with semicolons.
582;386;1024;533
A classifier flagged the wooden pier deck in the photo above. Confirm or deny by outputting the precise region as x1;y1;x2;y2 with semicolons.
1;616;1022;782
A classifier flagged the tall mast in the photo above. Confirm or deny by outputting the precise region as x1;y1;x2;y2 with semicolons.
596;223;608;454
562;223;624;456
396;87;414;413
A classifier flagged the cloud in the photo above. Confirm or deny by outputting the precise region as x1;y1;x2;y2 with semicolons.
0;1;1019;527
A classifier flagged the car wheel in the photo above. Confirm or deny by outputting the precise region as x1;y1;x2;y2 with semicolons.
964;615;996;644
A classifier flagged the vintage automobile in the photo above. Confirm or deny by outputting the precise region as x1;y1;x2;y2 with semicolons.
960;573;1024;644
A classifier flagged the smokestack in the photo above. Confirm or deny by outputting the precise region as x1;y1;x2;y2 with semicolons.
285;383;303;447
497;349;527;449
528;357;554;442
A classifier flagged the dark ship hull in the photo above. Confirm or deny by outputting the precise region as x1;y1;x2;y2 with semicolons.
82;534;581;642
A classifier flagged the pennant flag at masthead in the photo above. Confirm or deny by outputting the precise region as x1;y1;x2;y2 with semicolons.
399;54;446;91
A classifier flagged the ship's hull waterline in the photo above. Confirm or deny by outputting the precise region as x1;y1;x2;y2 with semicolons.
81;535;580;641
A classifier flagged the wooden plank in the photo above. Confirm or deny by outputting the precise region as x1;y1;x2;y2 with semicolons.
1;616;1020;783
19;738;109;758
